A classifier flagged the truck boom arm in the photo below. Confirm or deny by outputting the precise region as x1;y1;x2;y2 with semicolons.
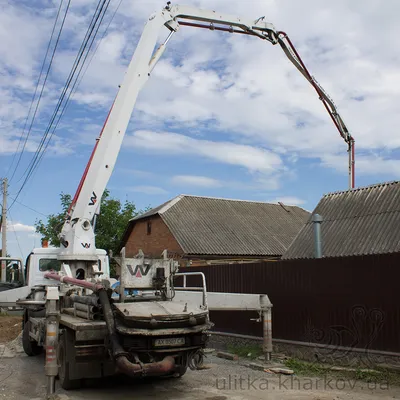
59;3;354;260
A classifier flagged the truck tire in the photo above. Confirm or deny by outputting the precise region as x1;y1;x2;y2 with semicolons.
174;365;187;378
58;333;81;390
22;320;43;356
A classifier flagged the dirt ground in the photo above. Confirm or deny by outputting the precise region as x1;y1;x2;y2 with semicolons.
0;345;399;400
0;316;21;343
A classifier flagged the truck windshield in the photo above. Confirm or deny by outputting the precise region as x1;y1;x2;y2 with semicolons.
39;258;62;272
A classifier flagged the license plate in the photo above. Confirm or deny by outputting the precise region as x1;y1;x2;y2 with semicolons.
154;337;185;347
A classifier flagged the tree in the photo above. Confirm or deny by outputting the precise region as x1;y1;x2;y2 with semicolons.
35;189;144;258
35;193;72;247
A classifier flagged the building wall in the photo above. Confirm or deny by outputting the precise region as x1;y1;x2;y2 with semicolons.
122;215;282;266
124;215;183;259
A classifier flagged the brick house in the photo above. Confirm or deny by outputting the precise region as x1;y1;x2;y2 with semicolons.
119;195;309;266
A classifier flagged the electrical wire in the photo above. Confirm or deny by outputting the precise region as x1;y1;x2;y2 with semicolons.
8;211;24;259
34;0;113;169
73;0;124;99
7;197;48;217
8;0;111;211
6;0;65;181
30;0;123;204
7;0;70;183
20;0;110;184
25;0;114;194
18;0;106;185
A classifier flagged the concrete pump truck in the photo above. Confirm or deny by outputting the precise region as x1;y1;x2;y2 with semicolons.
0;2;354;395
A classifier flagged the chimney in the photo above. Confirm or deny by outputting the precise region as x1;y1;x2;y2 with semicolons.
312;214;323;258
42;239;49;248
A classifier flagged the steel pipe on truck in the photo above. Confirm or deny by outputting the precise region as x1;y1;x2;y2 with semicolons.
44;272;104;292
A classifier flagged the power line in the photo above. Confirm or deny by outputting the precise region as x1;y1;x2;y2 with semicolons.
20;0;110;184
73;0;124;96
6;0;65;181
54;0;123;125
34;0;113;167
8;197;48;218
27;0;122;208
36;0;121;162
7;0;69;183
13;0;72;184
8;211;24;259
8;0;111;211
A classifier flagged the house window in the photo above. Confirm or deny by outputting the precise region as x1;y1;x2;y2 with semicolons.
147;220;152;235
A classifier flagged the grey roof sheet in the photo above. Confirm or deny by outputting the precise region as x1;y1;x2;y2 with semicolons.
282;181;400;260
131;195;310;256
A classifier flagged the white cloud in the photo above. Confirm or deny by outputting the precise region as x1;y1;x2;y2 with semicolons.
119;168;156;179
268;196;306;206
321;152;400;178
127;130;283;174
7;222;35;232
0;3;50;76
120;0;400;180
28;232;42;238
129;185;167;195
171;175;222;188
1;0;400;213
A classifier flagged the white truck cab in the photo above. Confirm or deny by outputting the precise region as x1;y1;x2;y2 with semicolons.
0;247;110;308
25;247;110;287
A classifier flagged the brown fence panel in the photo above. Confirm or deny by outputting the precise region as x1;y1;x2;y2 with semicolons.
178;253;400;353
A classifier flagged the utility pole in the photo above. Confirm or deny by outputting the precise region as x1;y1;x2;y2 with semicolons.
1;178;7;282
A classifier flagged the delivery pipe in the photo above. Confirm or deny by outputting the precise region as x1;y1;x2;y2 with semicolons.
63;307;101;320
44;272;104;292
74;301;99;313
70;294;100;306
97;289;175;377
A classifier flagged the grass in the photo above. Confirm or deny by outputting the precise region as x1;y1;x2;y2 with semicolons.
284;358;400;386
222;345;400;386
284;358;328;375
226;344;264;360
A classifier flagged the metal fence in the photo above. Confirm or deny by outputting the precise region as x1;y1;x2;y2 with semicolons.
178;253;400;353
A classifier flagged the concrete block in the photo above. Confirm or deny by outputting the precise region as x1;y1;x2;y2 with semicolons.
216;351;238;361
0;345;15;358
247;362;266;371
377;363;400;373
269;367;294;375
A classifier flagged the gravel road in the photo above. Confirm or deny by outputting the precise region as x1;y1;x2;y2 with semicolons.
0;348;399;400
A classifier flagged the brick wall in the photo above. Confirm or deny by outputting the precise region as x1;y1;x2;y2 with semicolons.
124;215;183;259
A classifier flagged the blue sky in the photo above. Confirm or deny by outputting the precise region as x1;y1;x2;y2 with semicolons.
1;0;400;259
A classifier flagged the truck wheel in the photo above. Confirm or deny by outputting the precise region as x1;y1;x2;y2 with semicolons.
167;364;187;379
175;365;187;378
22;320;43;356
58;333;81;390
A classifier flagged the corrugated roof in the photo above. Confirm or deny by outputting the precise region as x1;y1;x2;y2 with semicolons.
125;195;310;256
282;181;400;260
